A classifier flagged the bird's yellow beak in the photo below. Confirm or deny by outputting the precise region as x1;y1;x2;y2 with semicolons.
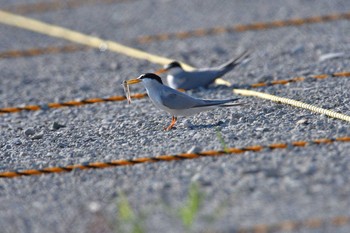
154;68;167;74
125;79;141;85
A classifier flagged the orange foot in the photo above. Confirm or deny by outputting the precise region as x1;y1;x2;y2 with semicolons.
164;116;177;131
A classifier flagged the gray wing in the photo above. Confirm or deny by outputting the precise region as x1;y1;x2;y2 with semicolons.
159;87;203;109
159;86;239;109
172;70;221;89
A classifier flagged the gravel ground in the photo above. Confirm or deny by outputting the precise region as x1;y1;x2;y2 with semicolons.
1;0;350;232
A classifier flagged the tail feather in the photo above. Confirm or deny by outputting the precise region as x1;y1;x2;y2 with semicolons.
218;103;245;107
217;50;250;76
193;98;240;108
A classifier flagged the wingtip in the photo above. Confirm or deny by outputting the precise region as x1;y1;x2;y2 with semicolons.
221;50;251;70
235;49;251;61
229;97;241;102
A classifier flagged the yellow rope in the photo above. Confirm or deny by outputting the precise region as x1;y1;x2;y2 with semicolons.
0;10;195;70
0;10;236;85
234;89;350;122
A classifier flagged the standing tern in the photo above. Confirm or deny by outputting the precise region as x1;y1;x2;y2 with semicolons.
155;51;249;90
124;73;242;130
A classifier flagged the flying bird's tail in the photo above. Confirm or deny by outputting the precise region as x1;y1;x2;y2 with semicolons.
217;50;250;76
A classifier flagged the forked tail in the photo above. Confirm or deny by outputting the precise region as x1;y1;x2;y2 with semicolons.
193;98;241;107
217;50;250;76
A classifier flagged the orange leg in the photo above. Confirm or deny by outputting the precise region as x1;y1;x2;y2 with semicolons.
165;116;177;131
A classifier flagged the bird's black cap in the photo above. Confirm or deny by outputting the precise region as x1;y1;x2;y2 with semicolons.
139;73;163;84
165;61;182;70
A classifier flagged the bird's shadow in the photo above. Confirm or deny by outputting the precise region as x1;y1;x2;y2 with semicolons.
185;120;227;130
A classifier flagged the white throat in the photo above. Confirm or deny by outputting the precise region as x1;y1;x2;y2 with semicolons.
141;79;165;101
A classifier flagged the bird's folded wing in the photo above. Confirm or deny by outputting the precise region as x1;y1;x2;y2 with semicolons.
160;92;199;109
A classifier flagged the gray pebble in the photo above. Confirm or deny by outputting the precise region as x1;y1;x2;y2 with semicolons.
296;118;308;125
52;122;66;131
24;128;35;136
182;119;193;128
187;146;202;153
31;132;44;140
290;45;305;55
58;143;66;148
19;152;27;157
255;127;269;132
13;138;22;145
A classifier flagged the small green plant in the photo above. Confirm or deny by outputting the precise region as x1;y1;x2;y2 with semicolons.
216;127;229;152
178;183;203;232
116;191;144;233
